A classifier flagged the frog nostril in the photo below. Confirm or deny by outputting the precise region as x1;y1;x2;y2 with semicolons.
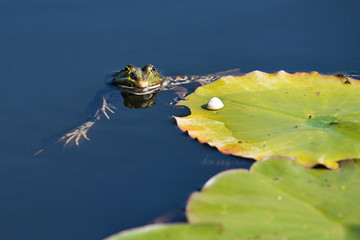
131;73;140;81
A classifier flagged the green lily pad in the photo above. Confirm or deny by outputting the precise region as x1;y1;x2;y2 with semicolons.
105;158;360;240
105;224;231;240
175;71;360;169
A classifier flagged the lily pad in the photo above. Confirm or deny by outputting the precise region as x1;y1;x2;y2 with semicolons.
105;224;231;240
106;158;360;240
175;71;360;169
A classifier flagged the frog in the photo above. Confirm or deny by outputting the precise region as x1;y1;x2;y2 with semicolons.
112;64;167;93
34;64;240;155
111;64;236;96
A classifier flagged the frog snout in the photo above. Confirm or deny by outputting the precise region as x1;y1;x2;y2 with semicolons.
137;80;149;88
131;73;141;81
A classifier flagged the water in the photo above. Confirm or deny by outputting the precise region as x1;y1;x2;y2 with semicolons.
1;0;359;239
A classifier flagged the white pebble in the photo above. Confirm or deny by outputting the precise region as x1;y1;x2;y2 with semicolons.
206;97;224;110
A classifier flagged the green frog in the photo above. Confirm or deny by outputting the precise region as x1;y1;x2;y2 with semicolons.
112;64;167;92
34;65;240;155
111;64;237;96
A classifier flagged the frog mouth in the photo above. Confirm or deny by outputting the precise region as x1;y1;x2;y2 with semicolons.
117;83;162;95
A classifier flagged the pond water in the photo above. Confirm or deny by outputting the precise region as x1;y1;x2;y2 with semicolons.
1;0;359;239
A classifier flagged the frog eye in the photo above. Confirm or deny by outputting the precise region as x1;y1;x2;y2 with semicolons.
124;66;131;73
142;64;155;73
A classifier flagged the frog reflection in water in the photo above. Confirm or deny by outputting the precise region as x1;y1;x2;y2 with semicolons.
35;65;240;155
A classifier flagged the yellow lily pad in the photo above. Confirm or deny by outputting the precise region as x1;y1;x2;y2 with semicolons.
175;71;360;169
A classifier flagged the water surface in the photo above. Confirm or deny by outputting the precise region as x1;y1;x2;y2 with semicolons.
1;0;359;239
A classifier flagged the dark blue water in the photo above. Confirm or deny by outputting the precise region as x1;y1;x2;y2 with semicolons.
1;0;359;239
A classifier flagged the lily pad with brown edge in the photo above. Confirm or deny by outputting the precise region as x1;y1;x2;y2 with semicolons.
174;71;360;169
105;158;360;240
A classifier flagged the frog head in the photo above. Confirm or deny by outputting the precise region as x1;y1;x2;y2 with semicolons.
112;64;166;90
